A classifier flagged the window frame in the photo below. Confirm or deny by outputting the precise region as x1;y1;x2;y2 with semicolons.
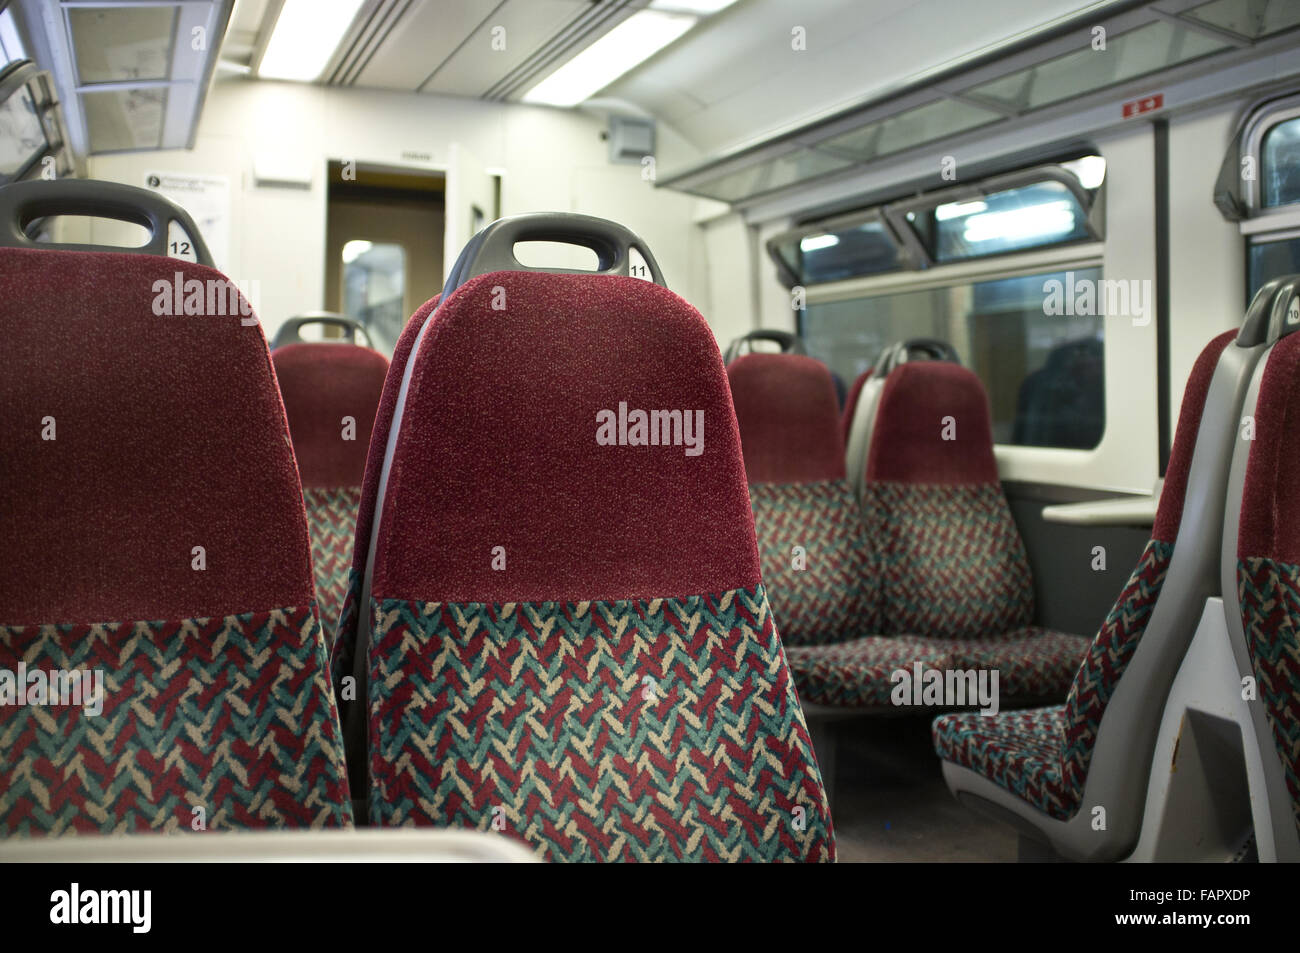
1236;94;1300;303
768;207;915;288
883;164;1104;268
0;62;69;185
768;158;1106;289
1242;95;1300;218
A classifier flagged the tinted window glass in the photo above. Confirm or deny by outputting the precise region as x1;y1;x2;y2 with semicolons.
772;219;905;285
910;180;1093;263
801;266;1105;449
343;240;407;350
1261;117;1300;208
1248;236;1300;300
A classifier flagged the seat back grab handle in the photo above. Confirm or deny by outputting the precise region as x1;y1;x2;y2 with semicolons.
0;178;214;268
441;211;667;297
271;312;374;350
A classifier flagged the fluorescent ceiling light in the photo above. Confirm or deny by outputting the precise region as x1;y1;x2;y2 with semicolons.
934;199;988;221
342;240;372;264
800;234;839;252
650;0;740;13
259;0;364;82
523;11;696;107
1061;155;1106;190
963;200;1075;243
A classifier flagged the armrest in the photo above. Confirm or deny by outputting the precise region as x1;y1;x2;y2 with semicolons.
1041;494;1158;528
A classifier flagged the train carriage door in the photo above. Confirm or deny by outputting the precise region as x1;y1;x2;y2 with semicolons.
324;162;445;355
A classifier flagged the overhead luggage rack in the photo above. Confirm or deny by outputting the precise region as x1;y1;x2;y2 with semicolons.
656;0;1300;216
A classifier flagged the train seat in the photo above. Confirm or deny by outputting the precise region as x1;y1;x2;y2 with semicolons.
329;296;439;808
862;360;1090;698
333;213;833;860
0;180;351;834
843;339;960;503
932;281;1282;860
727;352;953;711
271;317;389;639
1222;304;1300;861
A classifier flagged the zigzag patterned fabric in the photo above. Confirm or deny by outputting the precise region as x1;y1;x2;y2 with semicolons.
786;636;954;708
864;482;1035;639
330;567;363;688
0;606;352;834
945;628;1090;699
932;706;1070;819
749;480;878;645
367;585;834;862
1238;555;1300;839
931;539;1172;819
304;486;362;642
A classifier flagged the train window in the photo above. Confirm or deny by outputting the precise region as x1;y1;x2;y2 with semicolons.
770;214;906;286
342;240;407;344
908;179;1094;264
802;265;1105;450
1248;234;1300;299
1261;116;1300;208
0;84;47;180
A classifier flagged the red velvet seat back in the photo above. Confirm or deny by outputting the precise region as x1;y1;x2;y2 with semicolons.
272;341;388;634
354;272;833;861
273;342;388;489
728;353;844;484
728;353;877;645
0;247;350;834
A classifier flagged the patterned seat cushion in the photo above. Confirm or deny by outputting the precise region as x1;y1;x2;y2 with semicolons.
932;705;1071;820
933;537;1174;820
1238;556;1300;839
368;586;832;861
0;607;351;834
749;480;878;646
865;482;1035;639
304;486;362;639
945;627;1090;699
787;635;953;709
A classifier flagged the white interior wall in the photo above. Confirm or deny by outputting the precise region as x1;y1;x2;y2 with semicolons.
86;77;717;343
1168;101;1248;428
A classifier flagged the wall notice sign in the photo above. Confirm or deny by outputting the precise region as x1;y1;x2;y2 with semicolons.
1122;94;1164;119
143;171;231;270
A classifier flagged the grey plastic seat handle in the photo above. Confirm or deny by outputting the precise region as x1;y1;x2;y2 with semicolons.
872;337;960;379
441;212;667;298
0;178;214;267
271;313;373;350
723;329;806;364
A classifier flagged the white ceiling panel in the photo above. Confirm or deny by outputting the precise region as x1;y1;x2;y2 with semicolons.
354;0;503;91
423;0;591;97
604;0;1108;155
